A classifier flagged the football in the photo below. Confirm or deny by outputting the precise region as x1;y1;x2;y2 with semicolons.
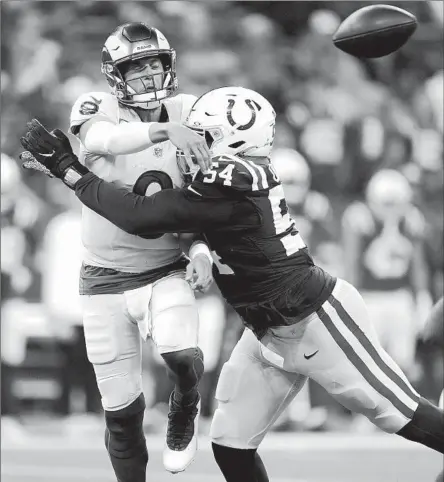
332;4;417;58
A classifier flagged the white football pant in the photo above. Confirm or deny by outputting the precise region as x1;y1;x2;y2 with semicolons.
82;272;199;412
211;278;420;449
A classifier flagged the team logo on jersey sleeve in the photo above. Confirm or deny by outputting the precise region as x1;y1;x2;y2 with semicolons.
79;97;102;116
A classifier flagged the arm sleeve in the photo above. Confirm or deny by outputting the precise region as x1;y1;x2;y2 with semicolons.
82;121;156;156
69;92;161;156
74;172;250;237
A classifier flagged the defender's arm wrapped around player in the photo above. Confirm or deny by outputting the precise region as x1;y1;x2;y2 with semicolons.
20;120;259;236
75;171;242;235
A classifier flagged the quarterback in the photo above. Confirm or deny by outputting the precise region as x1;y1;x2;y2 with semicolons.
53;22;212;480
21;86;444;482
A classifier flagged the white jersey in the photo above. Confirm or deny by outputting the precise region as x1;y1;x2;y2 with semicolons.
69;92;196;273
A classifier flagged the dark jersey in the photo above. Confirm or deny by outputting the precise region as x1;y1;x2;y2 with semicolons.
192;155;317;305
75;154;336;335
343;201;424;292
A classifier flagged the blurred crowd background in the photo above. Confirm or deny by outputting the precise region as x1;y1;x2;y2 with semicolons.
1;1;443;437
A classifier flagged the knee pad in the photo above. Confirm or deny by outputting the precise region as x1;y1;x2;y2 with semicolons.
210;362;245;445
105;393;147;460
161;347;204;382
99;373;142;411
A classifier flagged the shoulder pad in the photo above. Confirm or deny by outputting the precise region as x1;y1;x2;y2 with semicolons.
342;201;374;235
304;191;331;221
163;94;198;123
194;155;275;192
404;206;425;239
70;92;117;136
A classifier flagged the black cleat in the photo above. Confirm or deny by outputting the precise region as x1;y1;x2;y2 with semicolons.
163;393;201;473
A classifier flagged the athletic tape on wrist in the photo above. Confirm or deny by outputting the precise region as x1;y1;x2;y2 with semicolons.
189;242;213;265
63;168;84;188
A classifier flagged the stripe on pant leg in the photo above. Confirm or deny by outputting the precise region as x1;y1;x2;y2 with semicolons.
329;295;420;404
317;307;415;420
324;300;418;413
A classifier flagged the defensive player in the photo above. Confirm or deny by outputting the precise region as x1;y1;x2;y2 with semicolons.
271;148;339;431
21;86;444;482
342;169;432;375
63;22;213;479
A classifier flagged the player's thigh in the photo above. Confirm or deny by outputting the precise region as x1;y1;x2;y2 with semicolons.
210;328;306;449
82;293;142;411
309;279;420;433
150;272;199;354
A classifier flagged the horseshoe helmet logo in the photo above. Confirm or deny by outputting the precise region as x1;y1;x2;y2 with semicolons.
227;98;262;131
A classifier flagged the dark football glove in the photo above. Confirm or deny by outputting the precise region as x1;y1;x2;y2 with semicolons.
20;119;89;189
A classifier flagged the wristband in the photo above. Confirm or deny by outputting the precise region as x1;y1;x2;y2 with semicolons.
62;164;89;189
189;242;214;265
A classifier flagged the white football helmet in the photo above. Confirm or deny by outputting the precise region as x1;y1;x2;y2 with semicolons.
271;148;311;205
366;169;412;220
178;86;276;175
101;22;178;109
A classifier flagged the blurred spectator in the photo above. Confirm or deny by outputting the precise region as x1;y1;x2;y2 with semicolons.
271;148;341;277
1;153;48;302
341;169;431;375
41;187;101;416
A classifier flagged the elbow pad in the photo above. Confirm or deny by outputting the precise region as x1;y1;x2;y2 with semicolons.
83;121;155;156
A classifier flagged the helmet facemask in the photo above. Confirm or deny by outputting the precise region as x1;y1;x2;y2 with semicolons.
176;126;223;180
102;52;177;109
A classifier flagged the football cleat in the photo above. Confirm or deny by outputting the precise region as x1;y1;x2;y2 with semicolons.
163;393;201;473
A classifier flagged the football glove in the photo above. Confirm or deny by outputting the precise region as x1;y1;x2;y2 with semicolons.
20;119;89;189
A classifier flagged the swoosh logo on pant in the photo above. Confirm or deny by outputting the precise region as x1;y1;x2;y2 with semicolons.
304;350;319;360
